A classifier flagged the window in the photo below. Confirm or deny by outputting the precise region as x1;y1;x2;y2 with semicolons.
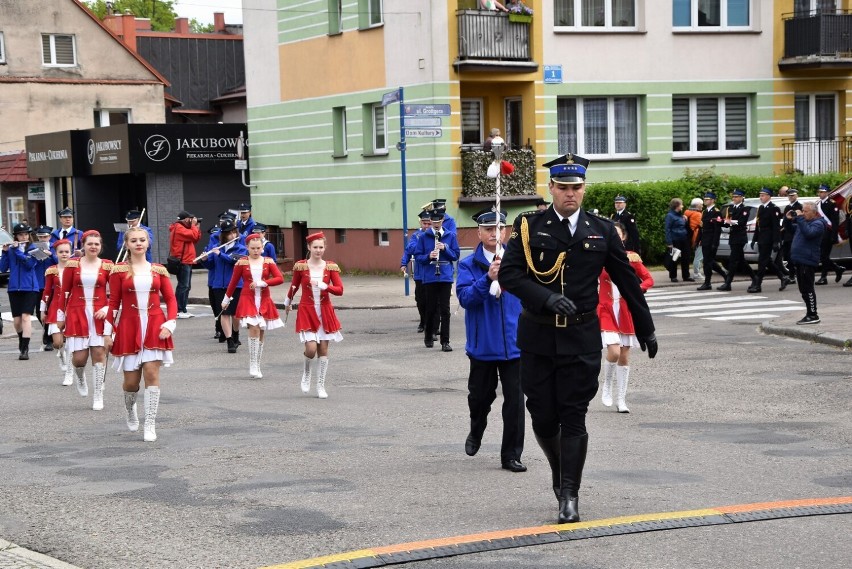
42;34;76;66
794;94;835;141
461;99;483;146
673;0;749;28
377;230;390;246
0;32;5;64
369;0;383;26
672;95;749;155
336;229;347;244
6;197;24;230
94;109;130;127
554;0;636;29
793;0;837;17
373;104;387;153
332;106;347;157
557;97;640;157
328;0;343;35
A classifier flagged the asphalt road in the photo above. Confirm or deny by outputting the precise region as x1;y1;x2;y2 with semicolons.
1;285;850;568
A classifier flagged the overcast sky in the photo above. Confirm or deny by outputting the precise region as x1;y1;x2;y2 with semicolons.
173;0;243;25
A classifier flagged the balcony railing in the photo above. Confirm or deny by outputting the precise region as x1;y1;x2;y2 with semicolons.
455;10;536;71
782;137;852;174
782;11;852;66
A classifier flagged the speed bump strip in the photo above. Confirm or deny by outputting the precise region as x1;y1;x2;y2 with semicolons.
261;496;852;569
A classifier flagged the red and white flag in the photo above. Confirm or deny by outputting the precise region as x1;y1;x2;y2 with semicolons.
827;177;852;241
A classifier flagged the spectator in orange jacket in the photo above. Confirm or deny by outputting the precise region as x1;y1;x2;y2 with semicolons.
169;211;201;318
684;197;704;279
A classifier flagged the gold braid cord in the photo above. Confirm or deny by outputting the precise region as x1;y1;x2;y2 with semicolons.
520;216;565;285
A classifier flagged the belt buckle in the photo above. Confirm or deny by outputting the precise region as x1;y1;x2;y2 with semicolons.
555;314;567;328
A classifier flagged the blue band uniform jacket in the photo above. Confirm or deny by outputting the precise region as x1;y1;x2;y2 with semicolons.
498;207;655;356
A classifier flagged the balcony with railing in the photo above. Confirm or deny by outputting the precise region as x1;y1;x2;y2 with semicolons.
454;10;537;73
782;137;852;174
780;11;852;69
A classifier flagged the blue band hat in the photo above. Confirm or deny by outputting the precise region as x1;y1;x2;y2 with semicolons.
35;225;53;235
818;184;830;192
428;210;445;222
417;210;431;220
703;192;717;200
217;211;236;220
759;187;773;196
57;207;74;217
237;202;252;212
251;223;267;233
125;210;142;221
12;223;32;234
787;188;799;195
614;195;627;203
732;189;745;197
471;207;507;227
219;219;237;232
543;153;590;185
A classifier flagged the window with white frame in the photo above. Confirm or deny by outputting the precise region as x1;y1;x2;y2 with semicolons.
554;0;637;29
794;94;835;141
42;34;76;66
332;106;347;157
373;104;387;152
369;0;383;26
7;197;24;230
557;97;640;157
94;109;131;127
672;95;749;155
0;32;6;64
461;99;484;146
377;230;390;246
673;0;750;28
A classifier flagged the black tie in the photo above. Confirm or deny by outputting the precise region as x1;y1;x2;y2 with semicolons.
61;229;67;239
562;218;572;236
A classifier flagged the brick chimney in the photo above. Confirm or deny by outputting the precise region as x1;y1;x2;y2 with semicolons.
175;17;189;34
214;12;225;33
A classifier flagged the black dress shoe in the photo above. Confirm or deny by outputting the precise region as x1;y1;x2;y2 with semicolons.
696;283;712;291
717;283;731;291
424;338;434;348
779;277;791;291
843;277;852;287
465;434;481;456
670;278;679;283
835;268;845;283
747;285;761;293
501;459;527;473
683;277;696;282
815;277;828;285
417;325;425;333
558;496;580;523
432;334;439;341
441;343;453;352
43;344;53;351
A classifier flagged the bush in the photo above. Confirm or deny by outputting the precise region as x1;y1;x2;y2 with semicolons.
584;168;848;263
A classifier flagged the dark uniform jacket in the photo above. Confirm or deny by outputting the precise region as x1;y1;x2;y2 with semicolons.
699;204;724;247
781;201;803;243
499;207;654;356
611;209;640;252
752;201;782;246
722;203;752;245
819;198;840;239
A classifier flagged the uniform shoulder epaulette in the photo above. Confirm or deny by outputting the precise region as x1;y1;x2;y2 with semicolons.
66;259;79;268
326;262;340;272
587;210;613;222
627;252;643;263
293;261;308;271
517;209;543;218
45;265;60;276
101;260;114;268
152;264;169;277
111;263;130;274
263;257;277;264
236;258;250;266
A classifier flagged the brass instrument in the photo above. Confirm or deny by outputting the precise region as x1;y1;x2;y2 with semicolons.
432;231;442;275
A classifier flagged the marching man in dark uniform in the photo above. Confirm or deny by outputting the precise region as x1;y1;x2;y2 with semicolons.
696;191;728;290
780;188;803;288
815;184;844;285
610;195;640;253
718;189;756;291
499;154;657;524
749;188;790;293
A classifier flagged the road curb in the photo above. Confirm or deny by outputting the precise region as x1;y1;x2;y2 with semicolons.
0;539;84;569
760;320;851;349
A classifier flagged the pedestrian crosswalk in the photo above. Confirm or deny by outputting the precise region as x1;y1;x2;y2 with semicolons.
645;289;802;321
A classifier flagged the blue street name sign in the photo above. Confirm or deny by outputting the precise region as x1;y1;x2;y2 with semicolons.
403;104;451;117
544;65;563;84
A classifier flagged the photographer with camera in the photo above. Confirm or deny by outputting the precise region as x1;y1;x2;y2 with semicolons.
789;202;827;325
168;211;201;319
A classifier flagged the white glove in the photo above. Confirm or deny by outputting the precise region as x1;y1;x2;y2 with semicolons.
161;320;177;334
489;279;502;298
729;219;738;226
40;300;47;313
221;296;231;309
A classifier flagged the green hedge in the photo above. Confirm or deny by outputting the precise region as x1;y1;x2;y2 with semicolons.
583;168;848;263
461;149;537;198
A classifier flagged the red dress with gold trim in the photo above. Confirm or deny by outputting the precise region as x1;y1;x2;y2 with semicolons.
60;258;113;338
41;265;64;325
598;251;654;336
286;260;343;334
106;263;178;356
226;257;285;322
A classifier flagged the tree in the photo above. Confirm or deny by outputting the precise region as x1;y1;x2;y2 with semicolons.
189;18;214;34
84;0;178;32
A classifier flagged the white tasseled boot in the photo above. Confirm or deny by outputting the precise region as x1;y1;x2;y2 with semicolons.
316;356;329;399
256;341;264;379
600;360;616;407
615;365;631;413
92;362;106;411
61;348;73;386
301;356;314;393
74;366;88;397
124;391;139;432
143;386;161;442
57;346;68;372
248;337;260;378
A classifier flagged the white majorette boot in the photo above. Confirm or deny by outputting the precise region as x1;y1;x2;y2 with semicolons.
62;363;74;386
143;386;160;442
57;346;68;372
301;356;314;393
316;356;329;399
92;362;106;411
124;391;139;432
248;337;262;378
257;341;264;379
74;366;88;397
615;365;630;413
600;360;615;407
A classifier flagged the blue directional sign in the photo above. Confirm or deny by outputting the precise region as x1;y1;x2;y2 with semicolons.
403;104;451;117
381;89;400;107
544;65;563;84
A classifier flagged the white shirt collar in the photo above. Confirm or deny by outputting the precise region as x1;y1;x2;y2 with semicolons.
553;209;581;234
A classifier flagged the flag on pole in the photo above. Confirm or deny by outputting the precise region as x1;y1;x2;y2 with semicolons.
827;177;852;240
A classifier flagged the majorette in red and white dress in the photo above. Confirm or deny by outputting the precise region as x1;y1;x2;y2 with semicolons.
285;260;343;343
225;256;285;329
598;251;654;348
59;257;114;351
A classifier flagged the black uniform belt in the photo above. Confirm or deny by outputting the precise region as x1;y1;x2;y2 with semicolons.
522;309;596;328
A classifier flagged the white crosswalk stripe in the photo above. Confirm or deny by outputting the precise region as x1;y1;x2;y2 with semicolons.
645;289;802;321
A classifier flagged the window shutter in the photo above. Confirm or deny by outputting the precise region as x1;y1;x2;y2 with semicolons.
41;34;51;64
724;97;747;150
672;98;690;151
696;97;719;151
373;105;386;150
54;35;75;65
461;100;482;145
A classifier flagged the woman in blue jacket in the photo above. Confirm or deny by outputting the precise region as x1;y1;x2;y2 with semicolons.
456;209;525;473
0;223;40;360
664;198;694;283
201;219;246;353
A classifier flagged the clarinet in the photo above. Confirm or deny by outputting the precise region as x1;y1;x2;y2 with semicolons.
433;231;442;276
